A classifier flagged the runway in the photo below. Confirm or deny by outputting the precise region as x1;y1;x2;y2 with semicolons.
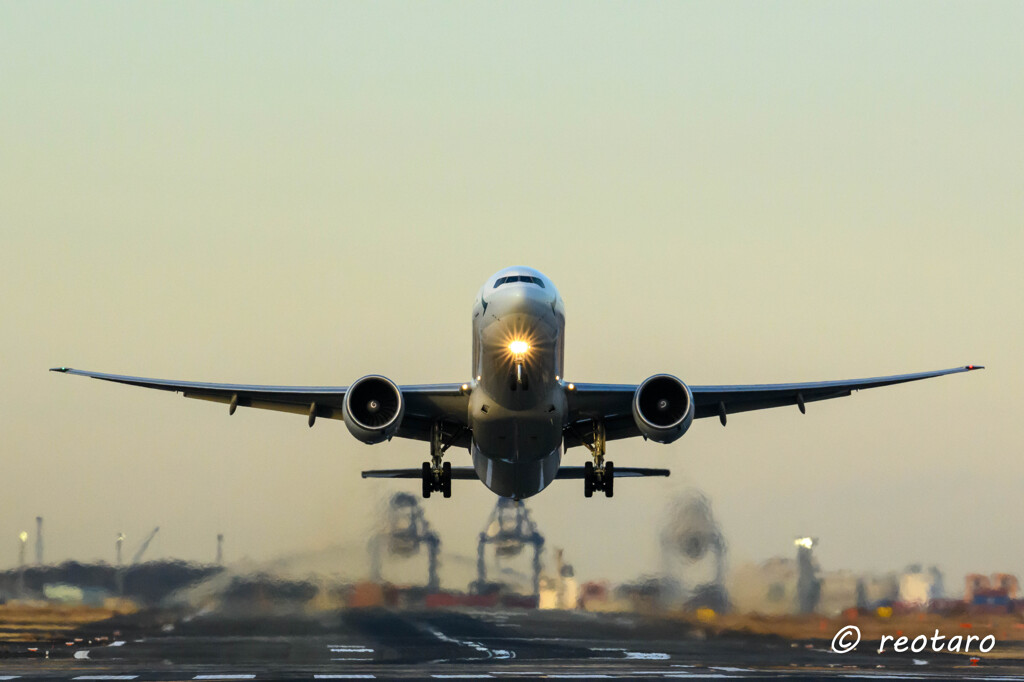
1;608;1022;680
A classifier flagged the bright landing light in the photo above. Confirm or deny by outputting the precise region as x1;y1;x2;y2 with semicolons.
509;340;530;355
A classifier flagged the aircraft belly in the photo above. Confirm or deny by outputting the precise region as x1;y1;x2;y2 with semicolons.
473;444;561;500
469;386;565;461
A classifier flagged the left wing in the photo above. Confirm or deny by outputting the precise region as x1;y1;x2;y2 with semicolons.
50;367;469;443
564;365;983;448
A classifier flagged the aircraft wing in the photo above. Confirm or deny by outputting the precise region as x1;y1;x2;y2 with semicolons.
49;367;469;444
564;365;983;448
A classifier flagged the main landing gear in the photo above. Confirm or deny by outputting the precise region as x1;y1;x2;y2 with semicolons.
422;422;457;499
581;422;614;498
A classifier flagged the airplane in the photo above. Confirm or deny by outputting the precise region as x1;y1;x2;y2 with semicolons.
52;266;983;501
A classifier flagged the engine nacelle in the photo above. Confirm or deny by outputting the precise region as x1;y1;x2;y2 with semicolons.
632;374;694;444
343;375;405;444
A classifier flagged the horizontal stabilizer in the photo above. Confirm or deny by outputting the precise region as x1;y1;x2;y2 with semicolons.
361;466;670;480
554;466;670;479
362;468;480;480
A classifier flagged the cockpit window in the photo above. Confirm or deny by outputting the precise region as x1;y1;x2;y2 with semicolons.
493;275;545;288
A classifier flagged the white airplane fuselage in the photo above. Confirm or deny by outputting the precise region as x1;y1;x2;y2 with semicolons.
469;267;566;499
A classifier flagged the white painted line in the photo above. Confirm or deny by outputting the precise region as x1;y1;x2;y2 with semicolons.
193;676;256;680
330;658;373;661
314;677;377;680
73;650;91;660
0;678;22;681
330;647;375;653
432;676;495;679
625;651;670;660
108;641;126;647
73;677;139;681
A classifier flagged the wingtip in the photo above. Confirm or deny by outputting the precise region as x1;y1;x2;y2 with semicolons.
50;366;71;373
965;364;985;371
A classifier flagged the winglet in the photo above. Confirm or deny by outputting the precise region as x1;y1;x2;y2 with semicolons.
50;367;71;373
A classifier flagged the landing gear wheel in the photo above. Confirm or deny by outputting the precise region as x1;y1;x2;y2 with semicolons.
604;461;614;498
584;461;595;498
421;462;433;499
441;461;452;498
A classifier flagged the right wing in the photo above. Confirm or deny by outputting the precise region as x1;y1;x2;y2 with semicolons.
50;367;470;444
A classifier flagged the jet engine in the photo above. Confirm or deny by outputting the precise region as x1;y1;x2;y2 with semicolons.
632;374;694;444
343;375;405;444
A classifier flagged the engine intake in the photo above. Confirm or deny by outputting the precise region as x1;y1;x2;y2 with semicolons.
343;375;404;444
632;374;694;444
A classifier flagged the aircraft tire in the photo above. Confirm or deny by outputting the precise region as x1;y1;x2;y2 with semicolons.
421;462;432;499
442;461;452;498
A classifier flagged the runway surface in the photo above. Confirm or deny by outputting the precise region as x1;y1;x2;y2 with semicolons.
2;608;1023;680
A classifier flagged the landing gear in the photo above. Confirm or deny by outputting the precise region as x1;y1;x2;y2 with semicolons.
584;460;614;498
579;422;614;498
422;422;457;499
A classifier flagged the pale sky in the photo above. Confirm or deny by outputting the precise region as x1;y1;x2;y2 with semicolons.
1;2;1021;592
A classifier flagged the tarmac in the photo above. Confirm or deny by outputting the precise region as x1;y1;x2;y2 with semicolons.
2;608;1023;680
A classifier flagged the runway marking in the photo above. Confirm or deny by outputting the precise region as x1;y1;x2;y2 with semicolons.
422;624;514;660
0;678;21;680
73;650;91;659
330;647;375;653
624;674;674;677
193;676;256;680
330;658;374;661
314;676;377;680
73;677;139;680
488;673;547;676
625;651;670;660
431;676;495;679
108;641;126;647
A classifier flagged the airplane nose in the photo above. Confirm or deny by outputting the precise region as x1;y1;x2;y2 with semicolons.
487;286;551;319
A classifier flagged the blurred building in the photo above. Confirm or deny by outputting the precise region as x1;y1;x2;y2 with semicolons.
898;565;944;607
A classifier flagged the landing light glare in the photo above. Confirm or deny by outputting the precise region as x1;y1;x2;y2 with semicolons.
509;340;530;356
